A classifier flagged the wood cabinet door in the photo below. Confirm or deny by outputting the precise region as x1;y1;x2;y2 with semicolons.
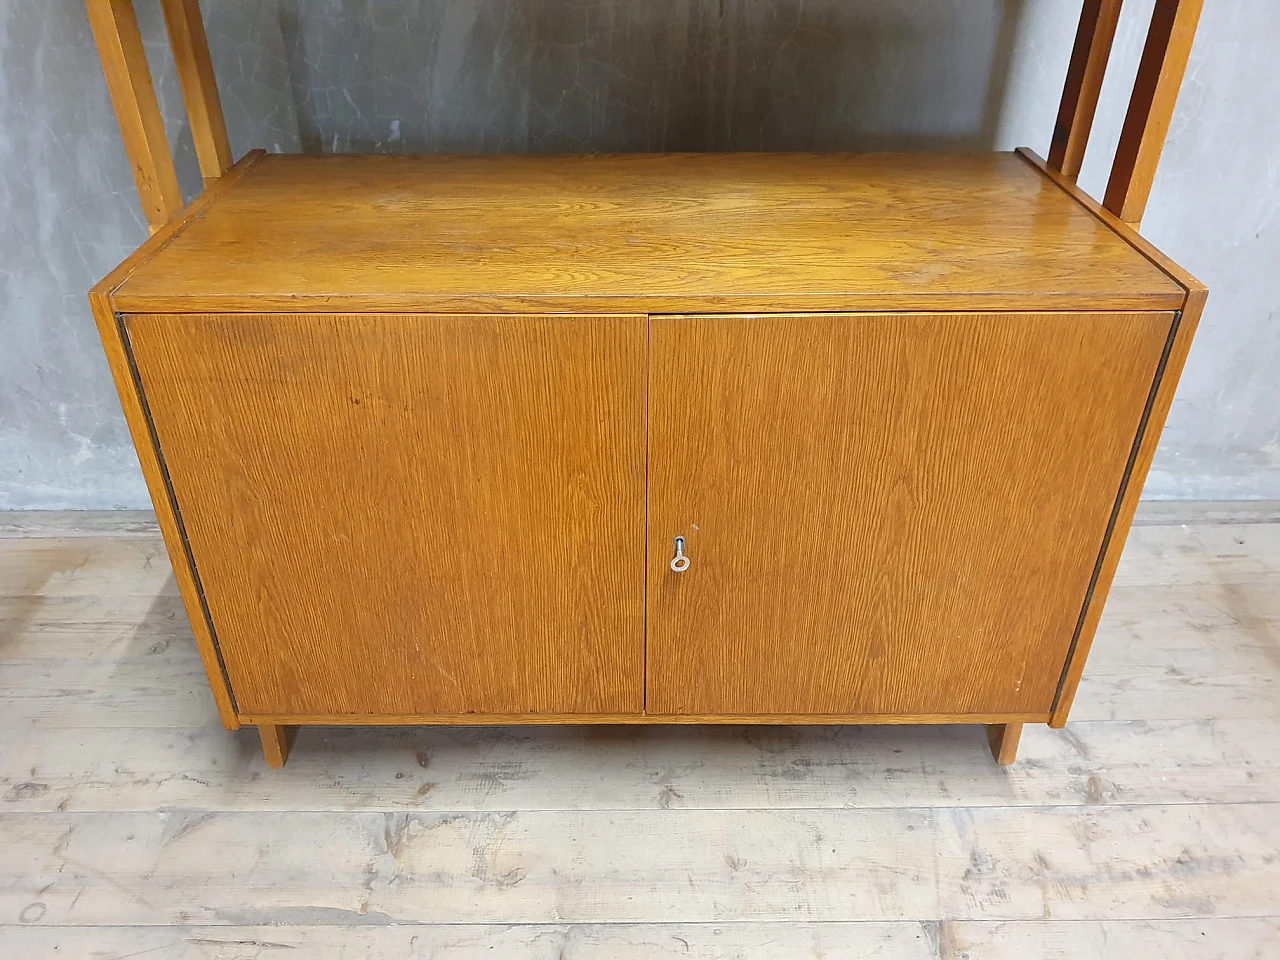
647;312;1174;717
125;313;646;719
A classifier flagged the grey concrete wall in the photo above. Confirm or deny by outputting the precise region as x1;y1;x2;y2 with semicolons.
0;1;300;508
1;0;1275;508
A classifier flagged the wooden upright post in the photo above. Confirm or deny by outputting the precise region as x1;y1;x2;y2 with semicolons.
85;0;183;232
1049;0;1203;229
159;0;232;185
1104;0;1204;226
1048;0;1125;179
87;0;232;228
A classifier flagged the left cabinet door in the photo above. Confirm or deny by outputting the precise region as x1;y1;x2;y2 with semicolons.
125;313;646;719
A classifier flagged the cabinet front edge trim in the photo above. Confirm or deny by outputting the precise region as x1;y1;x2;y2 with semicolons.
108;293;1186;316
237;711;1051;727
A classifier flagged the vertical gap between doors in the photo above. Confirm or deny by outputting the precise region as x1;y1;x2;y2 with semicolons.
642;314;651;714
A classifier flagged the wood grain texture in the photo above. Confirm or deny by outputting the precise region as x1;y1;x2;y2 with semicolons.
0;658;216;728
986;722;1023;766
2;518;1278;953
1051;288;1205;726
7;717;1280;813
1104;0;1205;225
124;313;646;718
139;565;1249;727
1069;583;1279;723
938;919;1280;960
1019;148;1206;295
106;152;1185;315
647;312;1172;717
1049;0;1125;178
159;0;232;185
0;510;162;538
82;154;268;730
87;294;240;729
1131;500;1280;526
9;499;1277;538
0;925;936;960
1016;147;1207;727
90;149;265;300
236;711;1045;727
1109;522;1280;589
5;804;1278;924
3;522;1279;814
1049;293;1208;725
11;521;1267;735
6;920;1277;959
259;724;295;769
84;0;183;230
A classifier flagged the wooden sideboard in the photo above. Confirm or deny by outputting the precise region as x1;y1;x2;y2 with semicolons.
86;1;1205;766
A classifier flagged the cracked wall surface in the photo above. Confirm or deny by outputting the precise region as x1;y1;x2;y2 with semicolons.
1;0;1276;507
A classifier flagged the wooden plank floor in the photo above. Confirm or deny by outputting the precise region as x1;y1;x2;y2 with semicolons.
1;511;1278;958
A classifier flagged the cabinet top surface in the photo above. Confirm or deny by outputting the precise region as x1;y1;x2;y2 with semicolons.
108;152;1186;313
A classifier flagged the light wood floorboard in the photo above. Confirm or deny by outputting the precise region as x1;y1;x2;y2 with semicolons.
6;919;1277;959
5;804;1279;923
1;514;1277;956
1;718;1278;812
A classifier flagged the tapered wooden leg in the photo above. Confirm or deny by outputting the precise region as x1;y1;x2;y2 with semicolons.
986;722;1023;765
258;724;297;768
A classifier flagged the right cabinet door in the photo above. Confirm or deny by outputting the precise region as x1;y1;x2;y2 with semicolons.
647;311;1174;717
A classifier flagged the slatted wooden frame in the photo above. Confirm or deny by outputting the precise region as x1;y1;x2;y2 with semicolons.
85;0;1206;766
90;0;1203;231
86;0;230;232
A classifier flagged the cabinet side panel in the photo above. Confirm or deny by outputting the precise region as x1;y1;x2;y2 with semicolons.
1051;290;1206;725
89;295;239;728
124;313;646;718
647;311;1174;717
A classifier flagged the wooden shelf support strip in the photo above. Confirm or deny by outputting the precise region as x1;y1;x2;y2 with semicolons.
1049;0;1125;179
159;0;232;185
1104;0;1204;226
85;0;183;232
